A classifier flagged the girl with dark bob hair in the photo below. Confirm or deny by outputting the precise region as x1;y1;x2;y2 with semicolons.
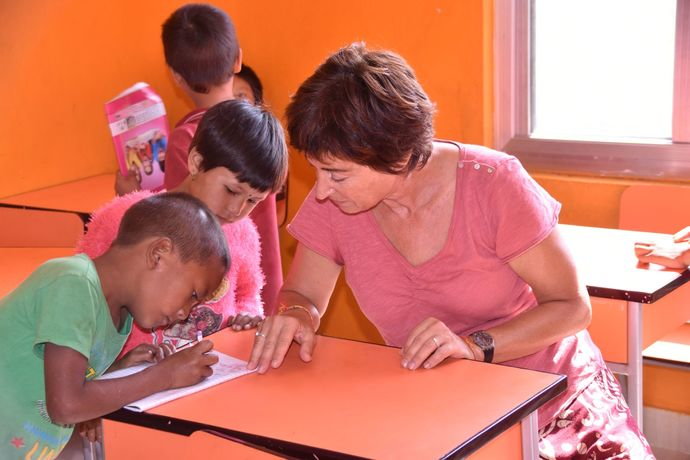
249;43;653;459
79;99;287;356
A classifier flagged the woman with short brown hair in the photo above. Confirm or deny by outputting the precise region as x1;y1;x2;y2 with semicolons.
249;43;653;459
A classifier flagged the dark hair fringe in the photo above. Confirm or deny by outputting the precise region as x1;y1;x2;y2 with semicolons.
190;100;288;193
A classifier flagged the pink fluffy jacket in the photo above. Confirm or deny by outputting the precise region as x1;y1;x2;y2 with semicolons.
75;190;265;357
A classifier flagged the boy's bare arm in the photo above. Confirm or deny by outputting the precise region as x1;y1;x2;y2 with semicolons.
43;340;218;425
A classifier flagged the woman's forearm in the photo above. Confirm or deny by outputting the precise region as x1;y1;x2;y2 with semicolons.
486;293;591;363
277;289;324;330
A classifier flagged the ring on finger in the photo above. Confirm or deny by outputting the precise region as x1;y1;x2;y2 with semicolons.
431;336;440;348
255;330;267;338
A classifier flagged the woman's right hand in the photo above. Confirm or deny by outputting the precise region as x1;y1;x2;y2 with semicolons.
247;311;316;374
157;339;219;389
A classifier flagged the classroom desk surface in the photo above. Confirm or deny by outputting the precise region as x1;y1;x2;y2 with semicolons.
105;330;565;459
0;247;73;297
560;224;690;430
560;224;690;303
0;173;115;216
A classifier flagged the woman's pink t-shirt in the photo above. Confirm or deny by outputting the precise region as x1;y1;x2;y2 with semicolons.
288;142;605;427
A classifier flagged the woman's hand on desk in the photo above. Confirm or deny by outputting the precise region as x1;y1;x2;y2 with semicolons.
156;339;219;389
400;318;474;370
247;311;316;374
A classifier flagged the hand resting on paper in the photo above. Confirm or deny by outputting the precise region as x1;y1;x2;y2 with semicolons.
107;342;175;372
635;226;690;269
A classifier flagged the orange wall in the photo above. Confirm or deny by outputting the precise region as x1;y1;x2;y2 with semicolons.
0;0;491;197
1;0;493;342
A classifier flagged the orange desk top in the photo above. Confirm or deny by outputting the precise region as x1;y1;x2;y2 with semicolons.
107;330;565;459
0;174;115;215
560;224;690;303
0;247;73;297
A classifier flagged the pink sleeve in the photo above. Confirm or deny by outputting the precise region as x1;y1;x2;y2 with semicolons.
248;195;283;314
226;219;265;317
287;188;343;265
75;191;152;258
485;157;561;263
163;126;193;190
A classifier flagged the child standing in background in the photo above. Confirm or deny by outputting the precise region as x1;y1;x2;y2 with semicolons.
115;4;284;314
233;64;264;105
0;193;229;459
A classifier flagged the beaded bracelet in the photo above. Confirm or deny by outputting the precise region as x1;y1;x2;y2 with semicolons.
277;304;319;330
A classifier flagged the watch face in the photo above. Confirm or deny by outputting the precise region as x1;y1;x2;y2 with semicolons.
471;331;494;349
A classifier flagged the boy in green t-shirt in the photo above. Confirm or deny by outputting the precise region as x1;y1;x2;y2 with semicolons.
0;193;229;459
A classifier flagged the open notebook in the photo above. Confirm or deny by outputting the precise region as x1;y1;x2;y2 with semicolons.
98;351;255;412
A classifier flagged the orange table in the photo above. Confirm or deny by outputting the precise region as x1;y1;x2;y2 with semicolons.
103;330;565;459
0;247;74;297
560;224;690;430
0;174;115;223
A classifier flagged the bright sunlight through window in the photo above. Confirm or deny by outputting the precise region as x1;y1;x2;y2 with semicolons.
532;0;676;142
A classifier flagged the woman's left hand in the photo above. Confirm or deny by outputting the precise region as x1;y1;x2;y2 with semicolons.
400;317;473;370
228;314;264;331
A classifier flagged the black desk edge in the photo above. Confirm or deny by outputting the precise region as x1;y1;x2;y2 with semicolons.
104;409;370;460
587;268;690;304
441;373;567;459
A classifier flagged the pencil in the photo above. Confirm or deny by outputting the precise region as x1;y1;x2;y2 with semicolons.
175;331;203;352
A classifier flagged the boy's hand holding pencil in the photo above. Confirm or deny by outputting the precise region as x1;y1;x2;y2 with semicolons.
157;333;218;389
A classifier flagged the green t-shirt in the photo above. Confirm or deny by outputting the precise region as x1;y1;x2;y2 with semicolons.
0;254;132;459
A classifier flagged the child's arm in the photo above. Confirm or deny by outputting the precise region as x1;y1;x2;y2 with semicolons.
226;219;265;330
107;342;175;372
43;340;218;425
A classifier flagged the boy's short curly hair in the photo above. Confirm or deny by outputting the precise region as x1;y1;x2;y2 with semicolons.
162;4;239;94
286;43;435;175
114;192;229;270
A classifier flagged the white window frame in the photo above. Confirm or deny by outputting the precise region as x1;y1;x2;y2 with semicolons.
494;0;690;181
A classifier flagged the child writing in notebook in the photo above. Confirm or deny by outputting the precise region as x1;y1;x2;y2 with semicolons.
115;4;284;314
0;193;229;459
79;99;288;357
